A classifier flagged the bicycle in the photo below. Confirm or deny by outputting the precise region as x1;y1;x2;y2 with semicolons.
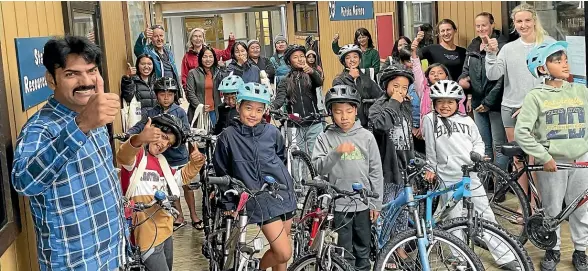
289;177;379;271
122;191;180;271
374;154;531;271
269;109;324;210
486;142;588;250
194;175;287;271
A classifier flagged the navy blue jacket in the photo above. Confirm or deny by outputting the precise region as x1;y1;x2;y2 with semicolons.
213;119;297;224
127;103;190;167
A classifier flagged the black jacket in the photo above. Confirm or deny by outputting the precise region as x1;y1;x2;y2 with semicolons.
250;56;276;83
185;66;225;125
227;60;261;83
120;75;157;114
333;70;383;128
213;103;238;135
271;69;323;125
459;30;507;111
213;119;297;224
369;95;414;185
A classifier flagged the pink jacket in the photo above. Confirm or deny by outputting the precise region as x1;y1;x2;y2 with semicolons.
411;57;466;131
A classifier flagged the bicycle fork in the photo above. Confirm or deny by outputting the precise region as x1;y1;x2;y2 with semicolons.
406;184;432;271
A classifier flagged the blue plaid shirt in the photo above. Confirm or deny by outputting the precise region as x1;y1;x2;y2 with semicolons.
12;98;126;270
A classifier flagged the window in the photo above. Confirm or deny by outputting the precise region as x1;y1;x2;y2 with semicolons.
398;1;437;42
294;2;318;34
126;1;147;63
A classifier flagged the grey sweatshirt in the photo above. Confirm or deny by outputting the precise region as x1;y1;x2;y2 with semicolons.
423;112;485;182
485;36;555;108
312;121;383;212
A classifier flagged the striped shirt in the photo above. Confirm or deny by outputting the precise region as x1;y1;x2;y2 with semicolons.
12;98;126;270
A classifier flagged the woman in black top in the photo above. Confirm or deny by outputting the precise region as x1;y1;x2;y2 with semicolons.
120;54;157;115
420;19;467;81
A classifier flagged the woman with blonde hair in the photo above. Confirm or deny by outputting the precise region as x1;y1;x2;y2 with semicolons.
180;28;235;88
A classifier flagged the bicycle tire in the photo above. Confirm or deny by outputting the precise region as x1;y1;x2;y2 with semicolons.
288;251;355;271
374;229;485;271
291;150;318;209
438;217;534;271
483;162;531;245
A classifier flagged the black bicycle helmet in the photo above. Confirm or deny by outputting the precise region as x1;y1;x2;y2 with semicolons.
325;85;361;112
153;77;179;93
283;44;307;66
379;64;415;90
150;113;185;148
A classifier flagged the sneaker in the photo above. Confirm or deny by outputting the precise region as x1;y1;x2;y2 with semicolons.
540;250;560;271
499;260;521;271
573;250;588;271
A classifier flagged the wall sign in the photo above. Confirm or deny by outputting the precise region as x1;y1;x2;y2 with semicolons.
15;37;52;110
328;1;374;21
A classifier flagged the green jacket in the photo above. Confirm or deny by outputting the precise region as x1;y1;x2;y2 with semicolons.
514;82;588;164
332;41;380;74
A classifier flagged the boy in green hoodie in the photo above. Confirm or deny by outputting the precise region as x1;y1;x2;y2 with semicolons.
515;41;588;271
312;85;383;271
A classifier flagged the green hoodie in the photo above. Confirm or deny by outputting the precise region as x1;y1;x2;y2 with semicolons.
515;82;588;164
312;121;383;212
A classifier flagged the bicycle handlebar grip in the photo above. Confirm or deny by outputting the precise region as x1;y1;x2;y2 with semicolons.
364;189;379;199
276;183;287;190
167;195;179;202
470;151;484;163
208;176;231;186
269;109;283;116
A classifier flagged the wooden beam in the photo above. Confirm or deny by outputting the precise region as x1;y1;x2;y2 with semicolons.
160;1;285;13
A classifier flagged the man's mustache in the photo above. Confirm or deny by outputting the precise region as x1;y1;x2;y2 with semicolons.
73;85;95;93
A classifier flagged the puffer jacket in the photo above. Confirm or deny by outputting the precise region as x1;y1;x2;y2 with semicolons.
213;119;297;224
270;69;323;125
120;75;157;115
332;69;383;128
250;56;276;83
458;30;507;111
227;60;261;84
185;66;225;124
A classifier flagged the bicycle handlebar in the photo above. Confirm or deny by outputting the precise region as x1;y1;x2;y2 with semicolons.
202;175;287;193
269;110;327;123
362;98;377;104
133;193;180;216
303;177;380;200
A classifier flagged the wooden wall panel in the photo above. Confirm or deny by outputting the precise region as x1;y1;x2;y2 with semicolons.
100;1;129;137
286;2;397;91
438;1;503;47
0;1;64;270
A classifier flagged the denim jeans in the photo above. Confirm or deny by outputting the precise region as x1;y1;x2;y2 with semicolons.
473;110;509;171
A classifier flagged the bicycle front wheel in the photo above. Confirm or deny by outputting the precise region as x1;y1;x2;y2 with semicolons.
288;252;354;271
374;229;485;271
439;217;534;271
291;150;317;210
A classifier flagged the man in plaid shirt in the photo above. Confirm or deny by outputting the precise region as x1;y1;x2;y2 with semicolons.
12;36;125;270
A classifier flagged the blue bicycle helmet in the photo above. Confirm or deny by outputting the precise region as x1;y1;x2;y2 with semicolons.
526;41;568;78
237;82;271;105
219;75;244;94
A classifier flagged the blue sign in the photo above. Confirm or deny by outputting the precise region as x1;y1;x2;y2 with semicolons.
15;37;52;110
328;1;374;21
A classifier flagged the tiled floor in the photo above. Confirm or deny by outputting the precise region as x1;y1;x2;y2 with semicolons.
172;190;578;270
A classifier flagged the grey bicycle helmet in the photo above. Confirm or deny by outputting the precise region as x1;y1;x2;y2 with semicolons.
150;113;186;148
153;77;179;93
430;80;464;100
325;85;361;112
379;64;415;90
337;44;362;65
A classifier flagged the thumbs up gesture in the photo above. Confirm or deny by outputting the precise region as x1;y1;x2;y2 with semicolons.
486;37;499;53
190;147;206;164
76;75;121;133
136;118;163;145
126;63;136;77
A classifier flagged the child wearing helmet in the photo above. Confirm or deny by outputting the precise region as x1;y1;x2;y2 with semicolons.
312;84;383;271
515;41;588;270
213;82;297;271
423;80;519;268
333;44;383;129
117;113;205;271
214;75;243;135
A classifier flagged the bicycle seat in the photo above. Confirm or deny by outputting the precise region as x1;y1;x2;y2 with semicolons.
499;142;525;157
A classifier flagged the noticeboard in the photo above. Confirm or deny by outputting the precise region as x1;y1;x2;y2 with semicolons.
15;37;53;110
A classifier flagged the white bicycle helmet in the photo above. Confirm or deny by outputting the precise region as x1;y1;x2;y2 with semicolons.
430;80;464;100
337;44;362;65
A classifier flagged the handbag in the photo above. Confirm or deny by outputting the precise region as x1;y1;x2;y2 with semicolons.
121;85;142;132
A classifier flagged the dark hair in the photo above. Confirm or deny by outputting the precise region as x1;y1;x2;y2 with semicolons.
231;42;248;61
354;28;374;48
197;46;218;68
425;63;452;85
476;12;495;25
43;35;102;79
545;51;566;66
391;36;412;62
398;46;412;63
437;19;458;32
135;54;155;78
284;70;312;104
